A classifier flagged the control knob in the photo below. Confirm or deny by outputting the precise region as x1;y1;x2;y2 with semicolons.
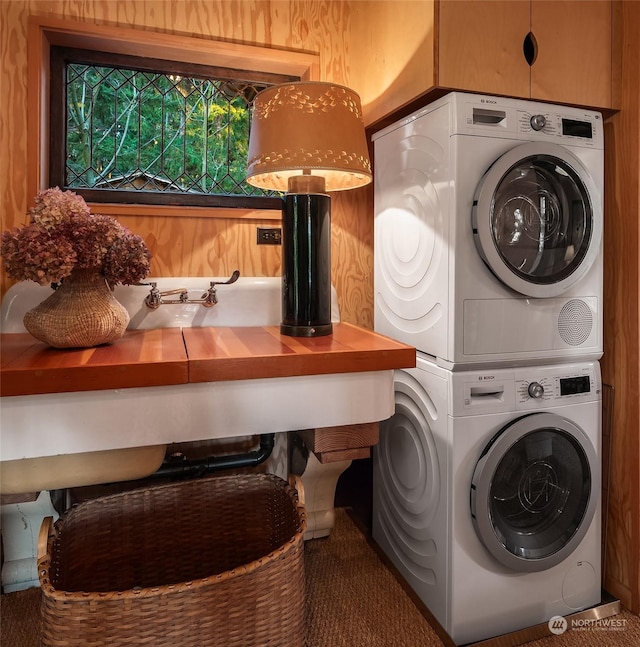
530;114;546;131
528;382;545;399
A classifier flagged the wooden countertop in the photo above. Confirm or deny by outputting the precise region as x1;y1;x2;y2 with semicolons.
1;323;415;397
0;328;188;397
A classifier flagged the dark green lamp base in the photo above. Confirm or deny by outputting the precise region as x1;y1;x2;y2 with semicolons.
281;192;333;338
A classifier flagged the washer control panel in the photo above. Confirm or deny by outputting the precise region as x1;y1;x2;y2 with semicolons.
515;365;599;407
452;361;600;416
454;94;603;150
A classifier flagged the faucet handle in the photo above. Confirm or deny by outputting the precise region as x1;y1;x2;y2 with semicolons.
213;269;240;286
201;270;241;307
144;282;161;309
202;283;218;307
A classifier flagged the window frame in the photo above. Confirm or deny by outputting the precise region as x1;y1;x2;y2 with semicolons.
49;46;297;211
27;16;320;220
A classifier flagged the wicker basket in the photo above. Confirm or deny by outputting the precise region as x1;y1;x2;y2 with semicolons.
37;474;307;647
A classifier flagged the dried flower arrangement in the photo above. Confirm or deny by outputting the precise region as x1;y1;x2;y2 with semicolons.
1;187;151;287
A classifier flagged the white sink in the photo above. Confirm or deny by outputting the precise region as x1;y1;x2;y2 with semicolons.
0;277;393;491
1;276;339;331
0;276;295;492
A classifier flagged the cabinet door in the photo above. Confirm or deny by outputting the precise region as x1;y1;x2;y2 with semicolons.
437;0;531;98
531;0;611;108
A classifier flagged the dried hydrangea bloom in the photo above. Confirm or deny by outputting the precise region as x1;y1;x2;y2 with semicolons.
0;225;77;285
1;187;152;286
103;233;152;286
28;187;90;229
66;214;126;270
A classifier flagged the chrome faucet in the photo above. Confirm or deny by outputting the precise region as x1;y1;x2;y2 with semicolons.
143;270;240;309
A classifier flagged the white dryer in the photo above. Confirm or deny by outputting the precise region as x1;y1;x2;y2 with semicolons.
374;92;604;368
372;357;602;645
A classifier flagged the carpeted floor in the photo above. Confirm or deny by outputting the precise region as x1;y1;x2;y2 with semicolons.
1;507;639;646
305;510;444;646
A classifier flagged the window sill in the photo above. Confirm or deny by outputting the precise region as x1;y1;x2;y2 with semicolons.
90;203;282;221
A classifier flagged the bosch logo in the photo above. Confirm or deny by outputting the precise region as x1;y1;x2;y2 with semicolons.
480;98;497;104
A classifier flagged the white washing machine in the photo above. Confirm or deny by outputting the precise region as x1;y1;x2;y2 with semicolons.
374;92;604;369
372;356;601;645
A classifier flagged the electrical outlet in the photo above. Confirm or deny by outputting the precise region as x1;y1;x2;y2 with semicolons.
257;227;282;245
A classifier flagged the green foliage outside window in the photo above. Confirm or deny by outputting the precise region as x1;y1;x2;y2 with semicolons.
62;61;275;199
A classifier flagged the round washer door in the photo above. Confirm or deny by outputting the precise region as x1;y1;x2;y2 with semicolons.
472;142;602;298
471;412;599;572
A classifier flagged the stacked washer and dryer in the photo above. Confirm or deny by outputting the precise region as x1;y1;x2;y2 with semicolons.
372;93;604;645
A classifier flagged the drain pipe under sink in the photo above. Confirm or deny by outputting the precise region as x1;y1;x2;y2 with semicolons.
150;433;276;479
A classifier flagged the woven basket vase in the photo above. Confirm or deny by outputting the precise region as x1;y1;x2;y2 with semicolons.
23;269;130;348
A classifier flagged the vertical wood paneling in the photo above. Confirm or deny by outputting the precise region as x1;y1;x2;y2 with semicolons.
331;184;374;328
1;0;372;327
0;2;30;236
117;215;283;279
601;0;640;613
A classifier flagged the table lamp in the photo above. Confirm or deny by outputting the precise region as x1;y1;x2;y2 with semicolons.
246;82;372;337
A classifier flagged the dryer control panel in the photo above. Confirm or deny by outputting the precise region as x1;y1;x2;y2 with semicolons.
447;92;603;150
516;108;602;147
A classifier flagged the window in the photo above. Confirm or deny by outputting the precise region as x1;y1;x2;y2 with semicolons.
27;17;319;219
49;47;297;210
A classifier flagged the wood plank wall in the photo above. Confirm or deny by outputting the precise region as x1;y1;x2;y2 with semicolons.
601;0;640;614
0;0;374;328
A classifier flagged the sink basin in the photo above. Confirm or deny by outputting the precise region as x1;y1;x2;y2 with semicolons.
1;276;340;331
0;276;349;493
0;446;166;494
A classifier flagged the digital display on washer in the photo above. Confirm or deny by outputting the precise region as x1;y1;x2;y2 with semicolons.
560;375;591;396
562;118;593;138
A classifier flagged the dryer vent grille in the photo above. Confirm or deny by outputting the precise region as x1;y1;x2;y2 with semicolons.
558;299;593;346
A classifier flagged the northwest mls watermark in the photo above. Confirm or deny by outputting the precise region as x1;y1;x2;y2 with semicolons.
548;615;628;635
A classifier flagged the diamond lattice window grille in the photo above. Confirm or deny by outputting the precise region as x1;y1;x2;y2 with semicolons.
65;64;273;197
50;46;297;208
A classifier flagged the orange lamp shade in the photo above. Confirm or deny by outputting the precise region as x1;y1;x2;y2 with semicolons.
246;81;372;193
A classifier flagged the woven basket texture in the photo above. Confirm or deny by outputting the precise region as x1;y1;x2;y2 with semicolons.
38;474;307;647
23;269;129;348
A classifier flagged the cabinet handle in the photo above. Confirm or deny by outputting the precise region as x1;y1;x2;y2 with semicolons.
523;32;538;66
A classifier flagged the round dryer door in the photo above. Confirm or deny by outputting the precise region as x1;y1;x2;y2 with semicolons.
472;142;602;298
471;412;599;572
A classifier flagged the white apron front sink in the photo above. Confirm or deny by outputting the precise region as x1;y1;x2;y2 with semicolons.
0;277;393;489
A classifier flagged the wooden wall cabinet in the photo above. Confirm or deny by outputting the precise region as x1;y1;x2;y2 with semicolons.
352;0;612;128
438;0;612;110
437;0;531;101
